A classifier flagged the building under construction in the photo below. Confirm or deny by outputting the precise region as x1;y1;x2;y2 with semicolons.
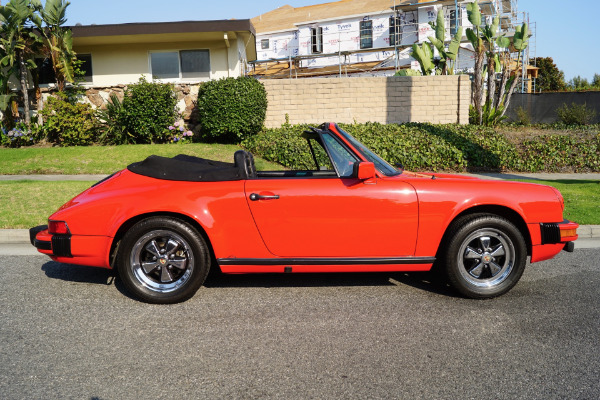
250;0;537;91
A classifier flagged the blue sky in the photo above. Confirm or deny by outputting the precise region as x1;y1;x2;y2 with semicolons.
66;0;596;82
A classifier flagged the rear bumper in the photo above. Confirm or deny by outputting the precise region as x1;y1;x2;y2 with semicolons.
30;225;71;257
29;225;112;269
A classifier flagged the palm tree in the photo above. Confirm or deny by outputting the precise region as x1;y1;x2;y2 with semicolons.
0;0;42;128
34;0;75;91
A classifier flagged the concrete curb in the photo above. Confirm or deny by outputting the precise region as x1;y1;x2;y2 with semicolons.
1;229;31;244
577;225;600;238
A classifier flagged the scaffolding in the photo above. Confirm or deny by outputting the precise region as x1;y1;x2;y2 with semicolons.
249;0;536;86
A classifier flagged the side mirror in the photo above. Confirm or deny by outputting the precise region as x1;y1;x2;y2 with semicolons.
353;161;376;180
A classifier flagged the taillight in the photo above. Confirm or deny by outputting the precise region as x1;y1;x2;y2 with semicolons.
48;220;70;235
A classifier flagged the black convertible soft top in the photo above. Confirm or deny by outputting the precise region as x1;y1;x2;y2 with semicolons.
127;151;256;182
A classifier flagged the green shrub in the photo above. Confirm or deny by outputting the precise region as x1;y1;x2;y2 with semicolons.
96;93;132;145
245;122;600;173
242;124;316;169
197;77;267;143
40;93;97;146
520;133;600;172
514;106;531;125
244;122;523;172
556;102;597;125
121;77;178;143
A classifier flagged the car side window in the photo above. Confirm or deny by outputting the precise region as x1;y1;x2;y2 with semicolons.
307;138;334;171
321;133;358;177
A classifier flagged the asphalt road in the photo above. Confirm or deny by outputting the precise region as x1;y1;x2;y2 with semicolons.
1;250;599;400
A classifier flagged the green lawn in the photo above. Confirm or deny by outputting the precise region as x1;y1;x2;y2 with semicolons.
0;143;283;175
1;178;597;229
0;180;94;229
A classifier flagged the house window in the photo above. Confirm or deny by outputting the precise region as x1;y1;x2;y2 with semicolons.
360;20;373;49
180;50;210;79
36;54;93;85
36;58;54;85
389;16;400;46
150;49;210;81
449;9;458;35
261;39;269;49
311;27;323;54
77;54;93;83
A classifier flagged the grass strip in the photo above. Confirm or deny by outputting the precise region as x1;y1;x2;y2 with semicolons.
0;180;95;229
1;179;597;229
0;143;283;175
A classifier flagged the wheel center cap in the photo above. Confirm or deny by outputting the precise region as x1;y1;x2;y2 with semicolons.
483;254;492;263
159;258;167;265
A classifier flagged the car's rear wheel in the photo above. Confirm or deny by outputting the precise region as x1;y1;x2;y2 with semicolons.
443;214;527;299
117;217;210;303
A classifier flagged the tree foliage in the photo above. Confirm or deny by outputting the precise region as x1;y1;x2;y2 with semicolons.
33;0;76;91
0;0;43;127
466;0;529;125
532;57;567;92
408;10;462;76
0;0;76;129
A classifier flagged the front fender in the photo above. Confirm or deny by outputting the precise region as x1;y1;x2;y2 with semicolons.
411;179;564;257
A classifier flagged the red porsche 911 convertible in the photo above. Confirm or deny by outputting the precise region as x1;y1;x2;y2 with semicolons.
30;123;578;303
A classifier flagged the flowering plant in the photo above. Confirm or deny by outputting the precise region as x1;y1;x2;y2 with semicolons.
0;123;37;148
167;120;194;144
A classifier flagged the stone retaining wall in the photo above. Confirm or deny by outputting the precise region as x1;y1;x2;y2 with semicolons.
41;83;200;121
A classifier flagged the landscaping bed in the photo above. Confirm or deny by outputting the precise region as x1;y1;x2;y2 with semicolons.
243;123;600;173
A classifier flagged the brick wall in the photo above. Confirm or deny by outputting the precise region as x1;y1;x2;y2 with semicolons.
261;75;471;127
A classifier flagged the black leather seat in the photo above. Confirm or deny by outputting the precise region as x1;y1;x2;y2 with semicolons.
234;150;257;179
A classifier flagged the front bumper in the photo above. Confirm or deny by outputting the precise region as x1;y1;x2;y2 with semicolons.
530;219;579;263
540;220;579;245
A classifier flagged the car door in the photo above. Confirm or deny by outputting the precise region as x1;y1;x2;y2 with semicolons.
244;176;418;258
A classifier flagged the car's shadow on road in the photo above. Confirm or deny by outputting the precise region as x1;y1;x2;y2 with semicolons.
204;269;459;297
42;261;114;285
41;261;459;299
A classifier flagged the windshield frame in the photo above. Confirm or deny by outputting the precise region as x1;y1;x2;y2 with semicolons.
331;124;401;177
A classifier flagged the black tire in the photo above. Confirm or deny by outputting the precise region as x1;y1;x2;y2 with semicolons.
443;214;527;299
117;217;210;304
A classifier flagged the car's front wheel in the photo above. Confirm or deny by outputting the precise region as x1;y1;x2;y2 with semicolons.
443;214;527;299
117;217;210;303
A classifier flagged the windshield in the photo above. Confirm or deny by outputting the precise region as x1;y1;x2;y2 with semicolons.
334;125;401;176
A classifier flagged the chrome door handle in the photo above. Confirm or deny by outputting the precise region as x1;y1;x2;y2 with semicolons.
249;193;280;201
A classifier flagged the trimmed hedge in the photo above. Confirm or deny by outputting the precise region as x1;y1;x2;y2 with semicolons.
242;122;600;173
197;77;267;143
